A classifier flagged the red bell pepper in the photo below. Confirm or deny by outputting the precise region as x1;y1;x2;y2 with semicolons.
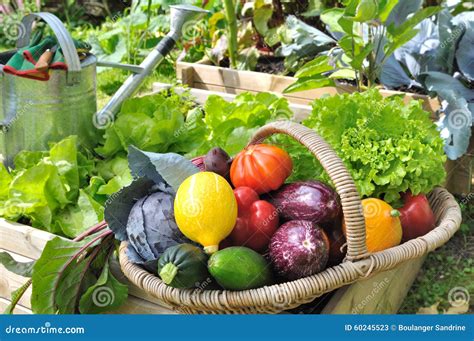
399;192;436;242
227;187;279;251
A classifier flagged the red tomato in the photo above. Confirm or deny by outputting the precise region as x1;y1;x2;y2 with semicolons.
230;144;292;194
228;187;279;251
233;187;259;213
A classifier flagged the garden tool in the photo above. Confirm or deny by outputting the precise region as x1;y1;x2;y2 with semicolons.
95;4;209;123
34;45;57;72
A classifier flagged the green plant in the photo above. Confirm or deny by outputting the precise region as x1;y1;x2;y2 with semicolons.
380;8;474;160
0;136;106;238
285;0;441;93
277;89;447;203
223;0;238;68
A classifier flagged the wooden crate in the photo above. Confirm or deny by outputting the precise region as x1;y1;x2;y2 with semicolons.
175;63;472;195
176;62;441;114
0;218;425;314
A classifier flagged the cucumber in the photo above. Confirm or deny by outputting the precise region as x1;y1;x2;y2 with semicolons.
208;247;272;290
157;244;210;289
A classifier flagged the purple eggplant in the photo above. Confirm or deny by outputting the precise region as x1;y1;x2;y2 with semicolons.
269;220;329;280
266;181;340;224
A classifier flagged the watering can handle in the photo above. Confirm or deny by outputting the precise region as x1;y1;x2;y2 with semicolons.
17;12;81;86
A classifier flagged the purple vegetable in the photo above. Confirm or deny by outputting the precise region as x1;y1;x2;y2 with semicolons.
204;147;232;179
269;220;329;280
266;181;340;224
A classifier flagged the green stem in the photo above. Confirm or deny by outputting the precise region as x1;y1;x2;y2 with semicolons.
391;209;400;217
4;279;32;314
223;0;238;69
159;263;178;285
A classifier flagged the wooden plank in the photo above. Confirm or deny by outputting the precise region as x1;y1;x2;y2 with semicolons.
152;82;312;122
0;218;58;259
322;256;426;314
0;221;176;314
0;297;32;314
444;128;473;195
177;62;441;114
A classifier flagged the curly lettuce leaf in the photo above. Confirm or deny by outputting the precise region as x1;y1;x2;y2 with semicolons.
282;89;446;203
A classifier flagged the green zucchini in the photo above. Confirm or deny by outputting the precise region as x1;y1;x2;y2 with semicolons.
157;244;209;289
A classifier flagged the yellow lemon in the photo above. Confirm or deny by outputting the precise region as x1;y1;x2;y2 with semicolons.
174;172;237;254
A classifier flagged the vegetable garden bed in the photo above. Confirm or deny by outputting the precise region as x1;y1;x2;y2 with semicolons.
175;62;472;196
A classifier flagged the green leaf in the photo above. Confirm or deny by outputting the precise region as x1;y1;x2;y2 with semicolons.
339;35;365;56
4;279;31;314
378;0;399;23
55;256;90;314
351;42;374;70
0;164;12;199
0;252;35;277
329;68;357;80
31;237;90;314
295;55;333;78
79;260;128;314
13;151;47;170
284;76;335;93
385;28;419;58
253;5;273;35
49;136;80;202
96;156;133;195
321;8;345;33
8;162;69;230
388;6;441;36
352;0;378;22
55;190;104;238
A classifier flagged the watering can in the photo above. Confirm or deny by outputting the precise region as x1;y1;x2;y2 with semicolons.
0;5;208;166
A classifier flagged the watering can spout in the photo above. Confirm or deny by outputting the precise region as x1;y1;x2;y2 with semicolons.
95;5;209;125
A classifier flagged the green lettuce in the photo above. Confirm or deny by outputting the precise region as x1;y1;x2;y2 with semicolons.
0;136;104;237
193;92;293;156
95;90;196;159
279;89;446;203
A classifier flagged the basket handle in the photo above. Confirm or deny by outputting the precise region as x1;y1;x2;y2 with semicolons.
248;121;368;261
17;12;81;86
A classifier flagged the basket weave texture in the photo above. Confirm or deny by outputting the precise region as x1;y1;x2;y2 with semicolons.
119;121;462;314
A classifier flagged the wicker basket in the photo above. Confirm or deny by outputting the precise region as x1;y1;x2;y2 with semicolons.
119;121;462;314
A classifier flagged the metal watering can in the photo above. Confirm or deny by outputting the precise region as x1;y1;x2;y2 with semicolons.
0;5;208;166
